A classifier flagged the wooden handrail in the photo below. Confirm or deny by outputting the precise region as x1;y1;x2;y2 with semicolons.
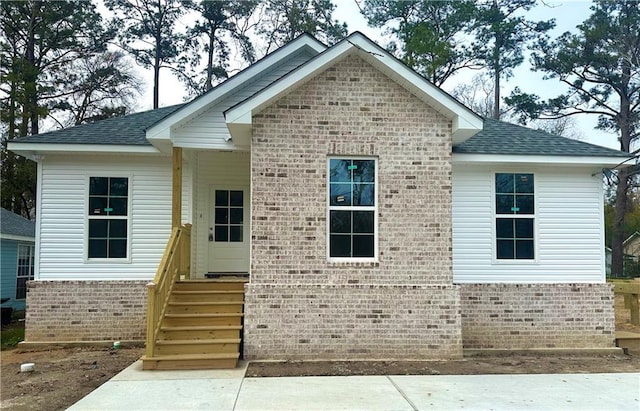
145;224;191;358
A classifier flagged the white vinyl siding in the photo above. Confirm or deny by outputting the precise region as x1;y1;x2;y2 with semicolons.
452;164;605;283
38;154;177;280
192;151;250;277
173;50;316;148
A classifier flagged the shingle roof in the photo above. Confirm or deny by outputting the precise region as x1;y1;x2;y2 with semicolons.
12;104;185;146
454;118;628;157
1;208;35;238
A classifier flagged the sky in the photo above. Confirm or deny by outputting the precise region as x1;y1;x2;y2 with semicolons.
136;0;619;150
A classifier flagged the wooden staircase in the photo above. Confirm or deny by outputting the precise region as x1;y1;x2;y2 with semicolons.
142;280;245;370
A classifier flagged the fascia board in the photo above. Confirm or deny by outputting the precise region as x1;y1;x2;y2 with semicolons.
0;234;35;242
453;153;633;167
146;35;327;140
8;142;161;159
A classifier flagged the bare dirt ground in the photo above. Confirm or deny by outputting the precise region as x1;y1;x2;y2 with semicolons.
0;346;143;411
1;294;639;411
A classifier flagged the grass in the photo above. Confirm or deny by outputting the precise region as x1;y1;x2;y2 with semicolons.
1;311;25;350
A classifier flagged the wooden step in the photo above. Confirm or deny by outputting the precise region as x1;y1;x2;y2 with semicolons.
166;301;243;314
173;281;246;292
155;338;241;355
159;325;241;340
162;313;243;327
141;353;239;370
171;290;244;303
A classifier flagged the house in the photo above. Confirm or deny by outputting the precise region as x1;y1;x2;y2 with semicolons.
605;232;640;276
1;208;36;314
9;32;629;368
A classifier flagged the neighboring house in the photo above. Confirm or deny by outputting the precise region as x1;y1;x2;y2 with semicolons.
9;33;629;365
623;232;640;260
1;208;35;311
605;232;640;276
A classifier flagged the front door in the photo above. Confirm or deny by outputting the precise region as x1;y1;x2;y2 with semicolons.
208;187;250;273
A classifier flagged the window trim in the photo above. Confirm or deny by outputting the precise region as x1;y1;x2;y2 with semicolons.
326;156;378;263
84;174;132;263
492;171;538;264
15;243;34;300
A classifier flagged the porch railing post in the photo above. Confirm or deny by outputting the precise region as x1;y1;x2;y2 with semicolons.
172;147;183;230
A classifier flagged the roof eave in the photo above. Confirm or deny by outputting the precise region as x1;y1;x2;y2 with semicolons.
453;152;632;167
8;142;161;160
225;32;483;141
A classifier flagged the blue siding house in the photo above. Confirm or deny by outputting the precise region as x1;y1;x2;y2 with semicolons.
1;208;35;311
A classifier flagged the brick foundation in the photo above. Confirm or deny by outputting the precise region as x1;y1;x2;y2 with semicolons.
459;284;615;350
25;280;147;342
244;284;462;360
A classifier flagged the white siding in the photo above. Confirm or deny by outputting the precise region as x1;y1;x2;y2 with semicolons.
38;154;173;280
452;164;605;283
192;151;250;276
173;50;316;148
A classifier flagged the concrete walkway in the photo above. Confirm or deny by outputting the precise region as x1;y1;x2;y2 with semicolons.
68;361;639;411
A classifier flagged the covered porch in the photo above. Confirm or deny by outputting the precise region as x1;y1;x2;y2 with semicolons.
142;146;251;370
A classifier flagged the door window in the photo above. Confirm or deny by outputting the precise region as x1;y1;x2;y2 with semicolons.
214;190;243;242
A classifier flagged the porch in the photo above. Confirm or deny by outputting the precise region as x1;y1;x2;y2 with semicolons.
141;147;251;370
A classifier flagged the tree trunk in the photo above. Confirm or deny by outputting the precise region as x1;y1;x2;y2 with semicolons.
154;58;160;109
610;60;632;277
612;170;629;277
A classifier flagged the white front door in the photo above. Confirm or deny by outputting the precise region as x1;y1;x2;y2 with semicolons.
208;187;250;273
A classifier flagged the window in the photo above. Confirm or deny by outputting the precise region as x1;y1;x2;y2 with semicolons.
214;190;244;242
88;177;129;259
495;173;534;260
328;158;377;260
16;244;34;299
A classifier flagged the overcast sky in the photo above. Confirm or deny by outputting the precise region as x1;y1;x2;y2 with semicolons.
139;0;619;150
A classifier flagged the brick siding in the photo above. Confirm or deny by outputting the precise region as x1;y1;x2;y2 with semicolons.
244;284;462;360
25;280;147;342
460;284;615;349
246;54;461;359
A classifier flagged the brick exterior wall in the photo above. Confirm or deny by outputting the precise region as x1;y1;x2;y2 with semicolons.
244;285;462;360
25;281;147;342
460;284;615;350
246;54;462;359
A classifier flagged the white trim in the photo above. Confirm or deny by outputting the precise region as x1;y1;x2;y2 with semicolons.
34;159;43;280
453;153;631;167
326;156;378;263
84;174;133;263
0;234;34;242
15;243;35;300
225;33;483;144
8;143;160;159
146;35;326;141
491;172;538;264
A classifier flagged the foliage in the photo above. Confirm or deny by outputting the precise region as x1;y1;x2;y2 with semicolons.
0;320;24;350
0;0;137;219
180;0;258;96
362;0;476;87
470;0;555;119
258;0;347;53
506;0;640;276
106;0;189;109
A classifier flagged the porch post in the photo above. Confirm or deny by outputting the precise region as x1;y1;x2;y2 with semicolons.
172;146;182;229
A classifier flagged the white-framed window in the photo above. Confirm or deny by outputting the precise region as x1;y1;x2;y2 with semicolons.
494;172;535;260
327;157;377;261
87;176;129;259
213;189;244;242
16;243;34;300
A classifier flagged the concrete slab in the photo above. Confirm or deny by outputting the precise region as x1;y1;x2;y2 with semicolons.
68;378;242;411
391;373;640;410
234;376;414;411
111;360;248;381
